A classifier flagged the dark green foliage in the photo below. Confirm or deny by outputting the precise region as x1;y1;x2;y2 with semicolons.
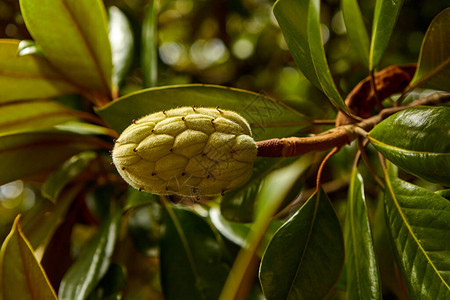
0;1;449;299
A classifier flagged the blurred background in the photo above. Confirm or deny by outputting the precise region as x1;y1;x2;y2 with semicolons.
0;0;448;259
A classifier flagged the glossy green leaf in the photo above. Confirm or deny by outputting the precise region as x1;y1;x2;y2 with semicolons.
307;0;348;113
341;0;370;67
369;106;450;186
54;121;116;136
0;131;106;185
0;215;58;300
0;99;80;136
410;8;450;91
142;1;158;88
344;168;381;299
383;168;450;299
259;189;345;300
273;0;320;89
209;206;282;255
220;157;308;300
108;6;134;91
59;210;121;300
22;185;82;261
369;0;404;69
42;152;97;201
0;39;78;102
274;0;349;114
19;0;113;95
96;84;310;141
160;206;229;300
17;39;43;56
87;263;127;300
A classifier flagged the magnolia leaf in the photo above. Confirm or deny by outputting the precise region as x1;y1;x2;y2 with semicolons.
369;0;404;69
160;206;229;300
0;39;77;102
108;6;134;90
19;0;113;95
259;189;344;300
383;168;450;298
96;84;310;141
142;1;158;88
0;215;58;300
273;0;349;114
0;99;80;136
59;210;121;300
0;131;106;185
344;168;381;299
369;106;450;186
42;152;97;201
410;8;450;91
341;0;370;67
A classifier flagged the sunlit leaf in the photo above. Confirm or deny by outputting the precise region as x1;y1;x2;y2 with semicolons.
344;168;381;299
259;189;344;300
0;99;80;136
410;8;450;91
369;106;450;186
54;121;116;137
0;215;57;300
19;0;113;95
273;0;320;89
307;0;348;113
160;206;229;300
108;6;134;92
96;84;310;140
42;152;97;201
142;1;158;88
0;39;78;102
369;0;404;69
383;166;450;299
220;155;313;300
0;131;107;185
59;210;121;300
274;0;349;114
209;206;282;256
341;0;370;67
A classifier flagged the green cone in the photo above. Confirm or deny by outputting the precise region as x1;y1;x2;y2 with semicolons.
112;107;257;196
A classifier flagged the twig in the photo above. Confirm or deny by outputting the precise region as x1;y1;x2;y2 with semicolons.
257;92;450;157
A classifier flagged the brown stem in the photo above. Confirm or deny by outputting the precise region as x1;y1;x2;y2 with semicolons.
257;92;450;157
316;147;339;190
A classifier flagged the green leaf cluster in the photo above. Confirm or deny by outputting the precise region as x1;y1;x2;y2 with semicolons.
0;1;449;299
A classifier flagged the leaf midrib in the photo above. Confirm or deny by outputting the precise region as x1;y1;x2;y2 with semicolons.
286;192;319;299
60;0;110;95
370;137;450;156
349;172;363;298
384;174;450;291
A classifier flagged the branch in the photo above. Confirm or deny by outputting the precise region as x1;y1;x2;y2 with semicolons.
256;92;450;157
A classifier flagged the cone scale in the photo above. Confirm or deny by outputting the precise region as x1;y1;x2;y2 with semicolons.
112;107;257;196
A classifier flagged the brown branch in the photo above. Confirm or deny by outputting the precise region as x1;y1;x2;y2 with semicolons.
256;92;450;157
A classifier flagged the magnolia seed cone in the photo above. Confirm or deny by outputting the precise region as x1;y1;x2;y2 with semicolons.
112;107;257;196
